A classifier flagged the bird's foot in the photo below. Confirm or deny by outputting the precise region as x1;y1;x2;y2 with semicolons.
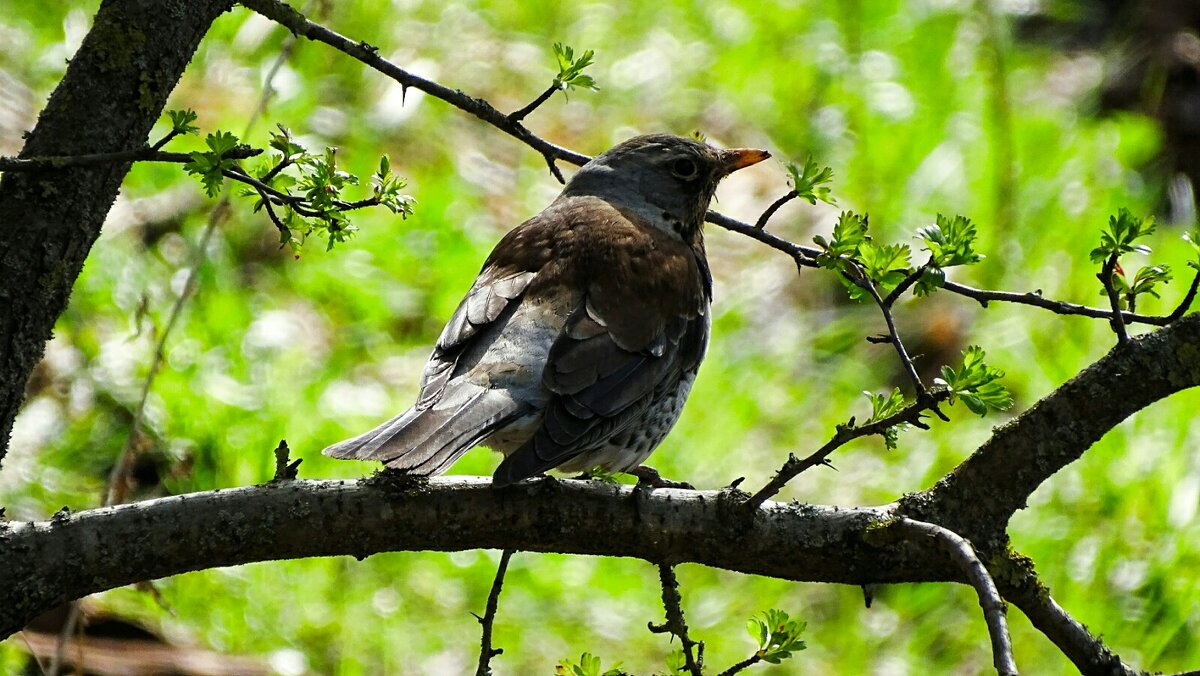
628;465;694;490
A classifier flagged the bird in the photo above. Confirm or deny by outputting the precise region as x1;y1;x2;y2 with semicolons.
322;133;769;487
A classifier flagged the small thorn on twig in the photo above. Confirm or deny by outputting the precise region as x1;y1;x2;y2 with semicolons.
862;584;877;608
725;476;745;491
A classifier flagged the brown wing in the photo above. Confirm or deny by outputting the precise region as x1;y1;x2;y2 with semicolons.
492;207;711;486
417;267;535;407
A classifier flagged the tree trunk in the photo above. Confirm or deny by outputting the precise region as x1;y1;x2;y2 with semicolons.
0;0;233;465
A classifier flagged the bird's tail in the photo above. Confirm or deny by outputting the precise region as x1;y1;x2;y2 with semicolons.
322;387;527;476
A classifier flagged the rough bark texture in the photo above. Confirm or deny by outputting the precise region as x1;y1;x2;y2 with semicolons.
0;0;232;465
0;477;910;638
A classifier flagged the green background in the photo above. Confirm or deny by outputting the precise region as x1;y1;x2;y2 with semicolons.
1;0;1197;673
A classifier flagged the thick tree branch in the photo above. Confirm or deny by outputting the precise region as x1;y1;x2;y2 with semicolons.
904;311;1200;544
0;476;936;639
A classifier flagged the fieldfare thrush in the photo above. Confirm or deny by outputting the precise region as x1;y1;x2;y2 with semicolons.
323;134;769;487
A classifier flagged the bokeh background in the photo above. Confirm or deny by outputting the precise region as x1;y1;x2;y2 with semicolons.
2;0;1199;673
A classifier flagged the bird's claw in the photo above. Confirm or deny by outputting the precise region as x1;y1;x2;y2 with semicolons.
628;465;694;490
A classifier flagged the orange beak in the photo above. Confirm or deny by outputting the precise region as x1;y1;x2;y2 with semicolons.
719;147;771;175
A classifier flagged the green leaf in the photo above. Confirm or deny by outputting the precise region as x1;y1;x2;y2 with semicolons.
1089;208;1156;264
182;130;241;198
814;211;868;264
864;388;909;451
553;42;599;92
166;108;199;135
935;346;1013;416
749;609;807;665
858;241;912;293
786;156;837;206
1130;264;1172;299
1184;228;1200;262
917;214;984;268
665;649;686;674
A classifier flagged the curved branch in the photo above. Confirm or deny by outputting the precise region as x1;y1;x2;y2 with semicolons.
891;518;1017;676
906;311;1200;542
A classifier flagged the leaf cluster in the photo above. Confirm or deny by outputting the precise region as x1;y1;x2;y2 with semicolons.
812;211;986;302
556;652;625;676
786;157;836;206
935;346;1013;416
1089;208;1180;312
166;111;417;253
746;609;807;665
864;387;909;450
553;42;599;93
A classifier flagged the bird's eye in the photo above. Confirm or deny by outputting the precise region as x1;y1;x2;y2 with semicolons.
671;158;698;179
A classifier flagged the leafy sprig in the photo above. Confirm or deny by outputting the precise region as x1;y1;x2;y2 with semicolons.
553;43;599;93
786;156;836;206
183;130;242;198
864;388;910;450
935;346;1012;416
746;609;807;665
555;652;624;676
166;108;200;136
173;114;414;253
1089;208;1156;263
245;125;414;252
914;214;985;296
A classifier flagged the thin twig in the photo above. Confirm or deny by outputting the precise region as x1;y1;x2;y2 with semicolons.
237;0;591;179
1167;264;1200;322
475;549;514;676
745;391;949;509
716;654;762;676
882;258;934;307
892;518;1017;676
940;280;1171;325
857;274;928;396
0;147;260;172
754;191;798;230
508;82;560;123
1099;253;1130;345
649;563;702;676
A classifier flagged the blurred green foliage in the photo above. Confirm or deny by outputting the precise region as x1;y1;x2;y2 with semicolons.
2;0;1199;674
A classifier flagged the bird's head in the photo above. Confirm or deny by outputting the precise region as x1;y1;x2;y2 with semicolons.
561;134;770;242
